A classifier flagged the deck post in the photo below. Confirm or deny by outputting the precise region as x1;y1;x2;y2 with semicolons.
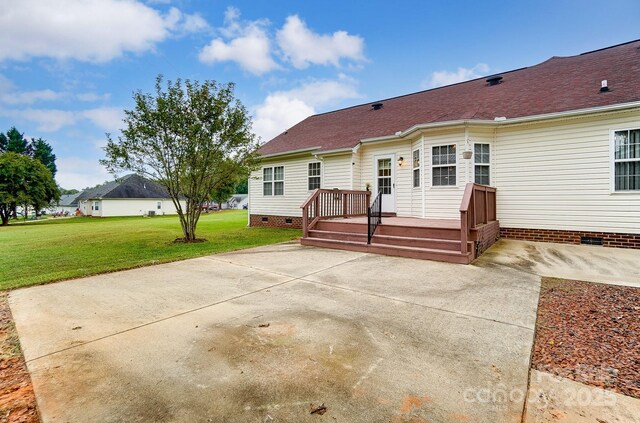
460;211;468;254
342;192;347;218
302;208;309;238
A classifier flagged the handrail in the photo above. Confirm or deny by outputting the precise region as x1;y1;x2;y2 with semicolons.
301;189;371;237
459;183;497;254
367;190;383;244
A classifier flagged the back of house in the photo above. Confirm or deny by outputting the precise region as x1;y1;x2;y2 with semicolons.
248;39;640;251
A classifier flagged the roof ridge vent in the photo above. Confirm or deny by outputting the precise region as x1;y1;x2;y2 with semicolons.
371;102;383;110
486;75;503;86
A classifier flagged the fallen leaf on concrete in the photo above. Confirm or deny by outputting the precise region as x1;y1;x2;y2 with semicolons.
310;403;327;415
72;326;82;330
258;323;270;328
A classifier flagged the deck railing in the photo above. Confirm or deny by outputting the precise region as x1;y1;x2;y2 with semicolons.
367;190;383;244
301;189;371;237
459;183;497;254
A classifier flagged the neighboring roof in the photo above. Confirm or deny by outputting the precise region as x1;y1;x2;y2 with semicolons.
259;39;640;156
231;194;248;202
76;174;171;200
57;193;80;207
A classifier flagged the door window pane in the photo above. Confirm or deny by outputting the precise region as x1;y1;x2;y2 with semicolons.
377;158;392;194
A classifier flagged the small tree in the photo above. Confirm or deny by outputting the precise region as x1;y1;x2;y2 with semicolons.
102;76;258;241
0;152;58;225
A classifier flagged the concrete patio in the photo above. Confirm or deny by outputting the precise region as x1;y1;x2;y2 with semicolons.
9;239;640;422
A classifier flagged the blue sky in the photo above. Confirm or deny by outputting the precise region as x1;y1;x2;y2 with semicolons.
0;0;638;189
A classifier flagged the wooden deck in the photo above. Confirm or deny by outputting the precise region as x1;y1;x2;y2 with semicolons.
300;185;499;264
301;216;475;264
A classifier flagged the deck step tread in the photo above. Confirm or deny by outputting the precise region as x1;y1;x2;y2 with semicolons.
302;237;467;256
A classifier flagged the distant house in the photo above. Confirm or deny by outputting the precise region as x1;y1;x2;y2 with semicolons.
227;194;248;209
53;193;81;215
76;174;186;217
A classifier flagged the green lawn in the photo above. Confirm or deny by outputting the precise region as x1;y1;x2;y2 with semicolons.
0;210;300;290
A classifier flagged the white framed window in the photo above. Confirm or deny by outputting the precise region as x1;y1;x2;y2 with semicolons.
263;166;285;196
412;148;421;188
613;129;640;192
308;162;321;190
432;144;457;186
92;201;99;211
474;143;491;186
157;201;162;210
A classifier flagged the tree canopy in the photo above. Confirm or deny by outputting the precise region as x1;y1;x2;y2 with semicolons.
102;76;258;241
0;152;59;225
30;137;57;176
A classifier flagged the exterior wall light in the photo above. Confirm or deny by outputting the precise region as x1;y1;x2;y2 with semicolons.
397;156;404;167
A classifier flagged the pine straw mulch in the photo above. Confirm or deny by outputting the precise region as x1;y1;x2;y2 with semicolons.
531;277;640;399
0;292;40;422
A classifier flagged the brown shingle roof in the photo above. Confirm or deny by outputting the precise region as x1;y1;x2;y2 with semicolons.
258;40;640;156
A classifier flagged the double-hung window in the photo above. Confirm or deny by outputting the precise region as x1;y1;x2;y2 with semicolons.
474;143;491;185
613;129;640;191
412;149;421;188
432;145;457;186
308;162;321;190
263;166;285;196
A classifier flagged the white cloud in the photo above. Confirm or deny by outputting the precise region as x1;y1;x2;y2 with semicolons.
82;107;125;132
276;15;365;69
56;157;112;190
76;92;112;102
0;106;124;132
252;77;360;142
0;88;63;105
199;7;277;75
9;109;77;132
422;63;490;89
0;73;64;104
0;0;208;63
253;95;315;143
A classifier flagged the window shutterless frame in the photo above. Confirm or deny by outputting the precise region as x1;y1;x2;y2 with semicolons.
431;144;457;187
473;143;491;186
263;166;285;196
610;128;640;193
412;148;421;188
308;162;321;191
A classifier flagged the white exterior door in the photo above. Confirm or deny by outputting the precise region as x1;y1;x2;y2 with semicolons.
374;155;396;213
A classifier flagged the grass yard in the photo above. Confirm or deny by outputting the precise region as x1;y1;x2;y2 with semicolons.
0;210;300;290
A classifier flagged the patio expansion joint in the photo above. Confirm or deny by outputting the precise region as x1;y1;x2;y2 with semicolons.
25;254;367;364
298;278;536;332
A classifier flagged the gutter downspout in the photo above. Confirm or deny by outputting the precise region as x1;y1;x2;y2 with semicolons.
247;174;250;227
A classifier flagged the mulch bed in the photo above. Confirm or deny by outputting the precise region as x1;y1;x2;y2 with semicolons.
0;292;40;422
531;278;640;399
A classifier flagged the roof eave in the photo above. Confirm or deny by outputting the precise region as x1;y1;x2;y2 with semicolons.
362;101;640;143
258;146;322;159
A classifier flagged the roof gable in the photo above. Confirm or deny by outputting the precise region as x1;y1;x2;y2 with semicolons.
77;174;171;200
258;39;640;156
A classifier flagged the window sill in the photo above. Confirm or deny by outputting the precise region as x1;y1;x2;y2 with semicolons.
610;190;640;195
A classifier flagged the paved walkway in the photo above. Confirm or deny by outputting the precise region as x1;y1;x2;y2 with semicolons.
11;242;541;422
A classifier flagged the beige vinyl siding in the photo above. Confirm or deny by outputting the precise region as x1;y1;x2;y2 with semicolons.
250;153;353;217
351;152;361;190
359;140;412;216
423;129;467;219
494;109;640;233
322;154;352;190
